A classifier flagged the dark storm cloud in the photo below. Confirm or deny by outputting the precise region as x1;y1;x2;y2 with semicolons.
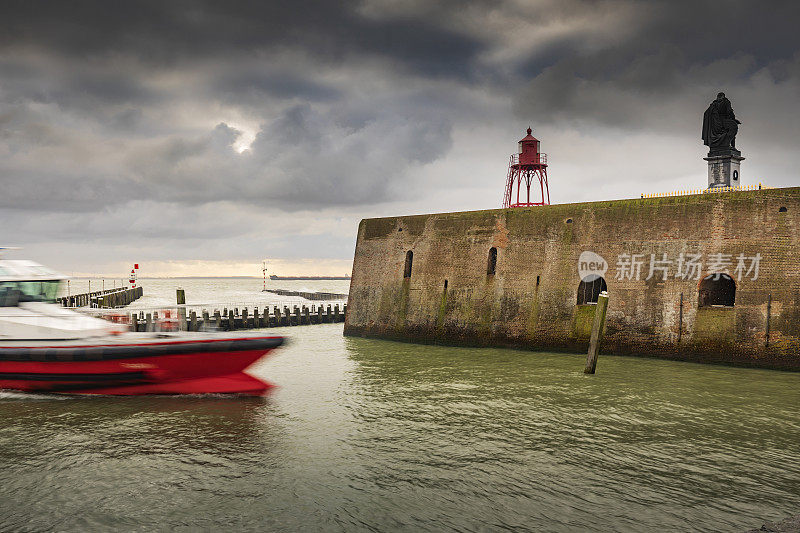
211;71;341;104
514;0;800;129
1;0;800;271
0;96;454;212
0;1;484;214
121;101;453;210
0;0;484;78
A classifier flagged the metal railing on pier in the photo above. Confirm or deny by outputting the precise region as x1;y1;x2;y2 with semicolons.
641;183;772;199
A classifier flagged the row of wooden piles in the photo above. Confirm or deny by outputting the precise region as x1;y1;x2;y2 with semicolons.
60;286;143;308
128;303;346;332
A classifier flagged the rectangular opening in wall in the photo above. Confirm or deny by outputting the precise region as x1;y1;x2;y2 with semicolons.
487;247;497;276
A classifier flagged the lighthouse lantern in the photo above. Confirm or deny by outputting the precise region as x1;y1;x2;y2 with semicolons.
502;127;550;208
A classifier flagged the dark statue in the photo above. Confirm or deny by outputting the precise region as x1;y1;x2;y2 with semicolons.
702;92;741;153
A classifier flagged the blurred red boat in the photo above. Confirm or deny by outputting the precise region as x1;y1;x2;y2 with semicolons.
0;257;283;395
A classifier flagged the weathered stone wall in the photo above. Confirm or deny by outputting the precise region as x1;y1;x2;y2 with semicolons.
344;188;800;370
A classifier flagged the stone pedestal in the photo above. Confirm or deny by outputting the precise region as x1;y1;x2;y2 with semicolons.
704;149;744;189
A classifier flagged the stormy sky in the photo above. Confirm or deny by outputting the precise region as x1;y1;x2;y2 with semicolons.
1;0;799;276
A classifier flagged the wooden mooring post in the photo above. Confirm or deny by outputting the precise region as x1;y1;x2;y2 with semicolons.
584;291;609;374
176;288;186;331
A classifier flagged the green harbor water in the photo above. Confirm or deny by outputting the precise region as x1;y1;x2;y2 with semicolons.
1;324;798;531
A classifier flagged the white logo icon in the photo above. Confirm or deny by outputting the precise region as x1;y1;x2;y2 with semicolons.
578;251;607;282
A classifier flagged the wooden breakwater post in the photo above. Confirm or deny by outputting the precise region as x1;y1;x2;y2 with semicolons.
125;302;349;332
584;290;609;374
176;288;186;331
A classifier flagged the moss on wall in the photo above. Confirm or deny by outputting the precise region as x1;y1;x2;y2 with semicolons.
693;307;736;343
573;304;597;339
364;218;396;240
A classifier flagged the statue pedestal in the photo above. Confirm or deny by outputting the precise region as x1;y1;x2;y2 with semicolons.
705;149;744;189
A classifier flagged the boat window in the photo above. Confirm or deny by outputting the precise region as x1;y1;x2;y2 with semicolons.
0;286;21;307
0;280;61;303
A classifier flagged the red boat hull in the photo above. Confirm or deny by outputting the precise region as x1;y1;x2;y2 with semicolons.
0;336;284;396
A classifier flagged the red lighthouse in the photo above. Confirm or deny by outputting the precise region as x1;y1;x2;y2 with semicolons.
502;127;550;208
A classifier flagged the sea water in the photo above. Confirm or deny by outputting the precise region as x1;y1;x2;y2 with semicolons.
3;279;799;531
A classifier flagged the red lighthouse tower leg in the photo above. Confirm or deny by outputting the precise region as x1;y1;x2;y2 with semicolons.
502;127;550;208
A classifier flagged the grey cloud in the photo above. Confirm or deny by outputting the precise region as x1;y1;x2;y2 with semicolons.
212;71;341;104
514;0;800;132
0;199;360;262
0;1;485;79
0;95;454;213
0;58;155;107
145;101;454;209
0;0;475;218
1;0;800;274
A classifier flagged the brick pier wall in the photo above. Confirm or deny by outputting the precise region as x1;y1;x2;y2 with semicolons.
344;188;800;370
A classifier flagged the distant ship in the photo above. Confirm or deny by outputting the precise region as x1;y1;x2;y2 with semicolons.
269;275;351;280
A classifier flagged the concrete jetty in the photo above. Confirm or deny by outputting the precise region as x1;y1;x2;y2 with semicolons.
127;303;346;332
262;288;348;300
59;286;143;308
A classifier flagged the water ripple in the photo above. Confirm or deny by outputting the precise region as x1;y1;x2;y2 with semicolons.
1;329;798;531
